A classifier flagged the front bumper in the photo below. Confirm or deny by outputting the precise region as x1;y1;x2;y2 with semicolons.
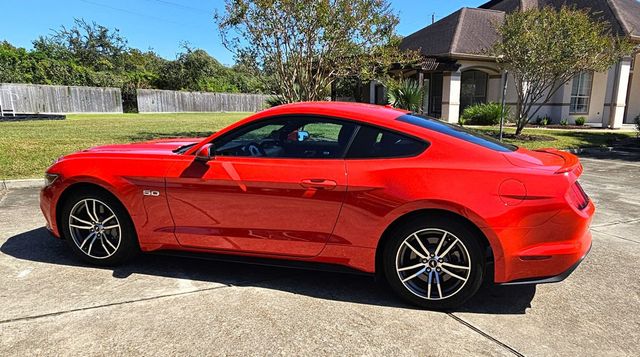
40;185;60;238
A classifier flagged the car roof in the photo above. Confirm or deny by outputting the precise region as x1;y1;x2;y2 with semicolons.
253;101;410;126
186;102;416;155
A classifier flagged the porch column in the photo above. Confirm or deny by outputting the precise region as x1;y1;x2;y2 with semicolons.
442;71;461;123
608;57;632;129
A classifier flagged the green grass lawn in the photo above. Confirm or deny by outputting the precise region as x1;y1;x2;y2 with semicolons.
0;113;247;179
0;113;636;179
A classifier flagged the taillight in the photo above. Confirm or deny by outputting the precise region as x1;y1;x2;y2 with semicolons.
569;181;589;210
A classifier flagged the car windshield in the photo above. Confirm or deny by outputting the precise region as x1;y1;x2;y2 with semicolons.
396;113;517;152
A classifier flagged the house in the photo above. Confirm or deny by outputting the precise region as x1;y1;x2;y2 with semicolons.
398;0;640;128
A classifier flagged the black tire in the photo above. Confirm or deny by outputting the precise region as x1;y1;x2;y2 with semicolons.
60;189;139;266
382;216;485;310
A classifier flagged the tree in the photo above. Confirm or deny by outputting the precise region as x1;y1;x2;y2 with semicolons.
215;0;418;102
37;18;129;71
491;6;634;135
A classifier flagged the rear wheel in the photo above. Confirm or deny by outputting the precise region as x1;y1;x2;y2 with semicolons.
383;216;485;309
60;190;138;266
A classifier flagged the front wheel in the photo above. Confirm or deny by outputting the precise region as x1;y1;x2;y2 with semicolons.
383;217;485;309
60;190;139;266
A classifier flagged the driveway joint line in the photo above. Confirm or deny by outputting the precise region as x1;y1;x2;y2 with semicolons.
447;313;525;357
0;274;294;325
578;157;640;168
591;228;640;244
591;217;640;228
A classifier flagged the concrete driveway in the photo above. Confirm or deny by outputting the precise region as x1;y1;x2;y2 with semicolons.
1;151;639;356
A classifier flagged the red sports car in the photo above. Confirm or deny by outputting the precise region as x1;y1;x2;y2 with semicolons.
40;102;594;309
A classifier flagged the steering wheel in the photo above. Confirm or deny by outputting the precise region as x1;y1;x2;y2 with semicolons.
245;142;266;157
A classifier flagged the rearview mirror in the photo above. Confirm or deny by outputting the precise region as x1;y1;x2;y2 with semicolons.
195;143;214;162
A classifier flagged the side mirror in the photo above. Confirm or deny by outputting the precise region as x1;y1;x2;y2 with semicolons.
195;143;214;162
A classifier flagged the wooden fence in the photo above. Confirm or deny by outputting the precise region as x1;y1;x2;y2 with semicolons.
0;83;122;114
137;89;269;113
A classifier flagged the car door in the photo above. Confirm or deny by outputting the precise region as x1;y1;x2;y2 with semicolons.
164;116;356;257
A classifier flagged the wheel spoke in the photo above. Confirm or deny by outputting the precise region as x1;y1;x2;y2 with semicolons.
439;237;459;258
70;224;93;230
103;224;120;230
413;233;431;257
427;270;433;298
104;236;117;251
441;267;467;282
71;215;92;225
92;200;100;222
85;201;97;222
86;234;98;256
403;241;427;259
442;262;470;270
401;266;427;283
435;271;443;298
398;262;424;272
100;238;111;255
434;231;447;256
102;214;116;224
79;232;96;250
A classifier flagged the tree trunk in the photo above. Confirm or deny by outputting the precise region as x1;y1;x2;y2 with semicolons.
515;102;525;136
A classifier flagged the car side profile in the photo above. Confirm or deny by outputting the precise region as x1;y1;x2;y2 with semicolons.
40;102;594;309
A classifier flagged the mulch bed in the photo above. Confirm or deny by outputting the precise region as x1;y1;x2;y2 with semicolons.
492;133;557;141
527;124;592;129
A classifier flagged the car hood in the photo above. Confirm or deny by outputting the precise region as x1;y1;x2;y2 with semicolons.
79;138;203;156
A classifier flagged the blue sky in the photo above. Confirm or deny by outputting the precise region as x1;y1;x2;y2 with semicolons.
0;0;485;65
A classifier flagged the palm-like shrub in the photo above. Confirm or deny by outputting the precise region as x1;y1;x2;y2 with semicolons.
387;80;424;112
265;95;287;108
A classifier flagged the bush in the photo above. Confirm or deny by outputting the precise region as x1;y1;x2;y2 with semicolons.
461;102;509;126
535;115;551;126
575;116;586;126
560;118;569;126
634;114;640;138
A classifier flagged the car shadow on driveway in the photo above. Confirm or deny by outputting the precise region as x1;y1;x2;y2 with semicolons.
1;227;536;315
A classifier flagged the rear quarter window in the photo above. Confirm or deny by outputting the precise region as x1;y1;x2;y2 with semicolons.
397;113;517;152
346;125;428;159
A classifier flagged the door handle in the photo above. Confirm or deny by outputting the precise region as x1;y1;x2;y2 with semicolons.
300;179;337;190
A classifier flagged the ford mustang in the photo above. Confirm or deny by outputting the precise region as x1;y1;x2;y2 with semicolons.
40;102;594;309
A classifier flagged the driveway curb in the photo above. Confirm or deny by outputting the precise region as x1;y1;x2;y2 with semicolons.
563;147;614;154
1;179;44;190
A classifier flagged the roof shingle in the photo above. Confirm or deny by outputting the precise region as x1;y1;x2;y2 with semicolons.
400;8;505;58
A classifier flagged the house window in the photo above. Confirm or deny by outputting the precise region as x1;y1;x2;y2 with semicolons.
460;70;488;111
570;72;593;114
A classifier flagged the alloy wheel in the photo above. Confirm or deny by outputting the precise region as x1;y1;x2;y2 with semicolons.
395;228;471;300
68;198;121;259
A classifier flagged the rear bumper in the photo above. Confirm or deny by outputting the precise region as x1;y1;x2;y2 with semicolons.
493;199;594;283
500;240;591;285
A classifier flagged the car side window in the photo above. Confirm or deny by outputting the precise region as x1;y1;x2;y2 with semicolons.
346;125;428;159
213;117;356;159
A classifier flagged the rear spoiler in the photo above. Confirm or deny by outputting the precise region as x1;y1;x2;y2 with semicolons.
534;148;583;175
